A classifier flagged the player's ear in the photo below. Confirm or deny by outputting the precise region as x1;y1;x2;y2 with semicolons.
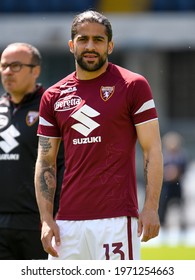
108;41;114;55
68;40;74;53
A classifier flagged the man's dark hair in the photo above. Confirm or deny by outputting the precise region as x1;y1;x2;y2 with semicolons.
71;10;113;42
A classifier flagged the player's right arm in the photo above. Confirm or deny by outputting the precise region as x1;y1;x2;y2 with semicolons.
34;136;61;257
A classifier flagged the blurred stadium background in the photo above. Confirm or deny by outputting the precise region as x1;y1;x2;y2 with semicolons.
0;0;195;259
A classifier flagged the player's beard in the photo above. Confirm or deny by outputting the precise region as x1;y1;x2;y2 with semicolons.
75;51;108;72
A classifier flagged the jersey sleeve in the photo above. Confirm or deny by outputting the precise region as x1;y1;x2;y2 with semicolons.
130;75;158;125
37;89;61;138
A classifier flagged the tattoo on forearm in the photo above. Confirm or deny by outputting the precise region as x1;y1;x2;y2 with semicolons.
144;159;149;186
40;165;56;202
39;136;52;155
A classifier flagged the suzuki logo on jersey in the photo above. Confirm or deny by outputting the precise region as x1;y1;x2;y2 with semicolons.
71;104;101;145
0;124;20;154
73;136;101;145
54;95;82;111
100;86;115;101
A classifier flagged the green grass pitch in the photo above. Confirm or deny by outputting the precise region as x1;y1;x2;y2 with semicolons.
141;245;195;260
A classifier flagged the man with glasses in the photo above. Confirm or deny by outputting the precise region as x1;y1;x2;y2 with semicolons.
0;42;64;259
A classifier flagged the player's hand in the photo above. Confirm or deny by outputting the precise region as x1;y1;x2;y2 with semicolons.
138;208;160;242
41;220;60;257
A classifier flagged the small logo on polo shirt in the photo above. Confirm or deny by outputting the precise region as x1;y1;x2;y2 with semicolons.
100;86;115;101
26;111;39;126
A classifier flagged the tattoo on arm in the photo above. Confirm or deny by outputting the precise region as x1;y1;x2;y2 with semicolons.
39;136;52;155
38;137;55;202
144;159;149;186
40;165;56;202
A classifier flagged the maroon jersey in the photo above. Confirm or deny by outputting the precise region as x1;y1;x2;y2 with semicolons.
38;63;158;220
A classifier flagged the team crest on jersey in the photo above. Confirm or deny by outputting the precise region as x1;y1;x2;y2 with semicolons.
26;111;39;126
100;86;115;101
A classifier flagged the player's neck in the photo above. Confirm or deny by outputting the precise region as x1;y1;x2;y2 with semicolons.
75;62;108;80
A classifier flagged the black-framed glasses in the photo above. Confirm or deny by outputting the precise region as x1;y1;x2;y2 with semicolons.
0;62;37;73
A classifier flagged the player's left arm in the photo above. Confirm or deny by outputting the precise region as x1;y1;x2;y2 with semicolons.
34;136;61;256
136;119;163;242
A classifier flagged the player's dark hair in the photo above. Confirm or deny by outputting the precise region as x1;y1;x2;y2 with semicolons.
71;10;113;42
